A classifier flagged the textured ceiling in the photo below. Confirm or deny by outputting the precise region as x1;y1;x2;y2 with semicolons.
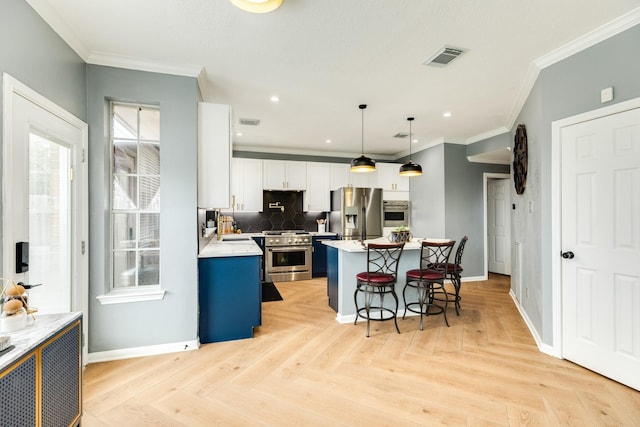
28;0;640;161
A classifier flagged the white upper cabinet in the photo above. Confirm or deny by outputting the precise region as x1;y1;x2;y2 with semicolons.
198;102;231;208
350;168;378;188
305;162;331;211
330;163;349;190
231;158;263;211
263;160;307;190
376;162;409;192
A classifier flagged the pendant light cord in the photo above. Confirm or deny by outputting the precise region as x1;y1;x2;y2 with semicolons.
408;117;414;160
360;104;367;155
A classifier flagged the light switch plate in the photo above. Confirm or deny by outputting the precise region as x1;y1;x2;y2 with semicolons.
601;87;614;103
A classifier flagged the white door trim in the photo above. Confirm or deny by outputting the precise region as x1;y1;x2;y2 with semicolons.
2;73;89;362
483;172;510;280
551;96;640;358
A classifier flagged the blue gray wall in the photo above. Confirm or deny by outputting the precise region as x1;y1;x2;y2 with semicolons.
513;23;640;345
409;144;446;239
0;0;86;278
86;65;199;351
409;143;509;278
444;144;509;277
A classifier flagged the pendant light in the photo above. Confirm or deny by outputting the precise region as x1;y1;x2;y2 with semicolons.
399;117;423;177
350;104;376;173
230;0;283;14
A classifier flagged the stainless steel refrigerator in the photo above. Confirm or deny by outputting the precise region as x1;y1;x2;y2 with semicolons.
329;187;383;240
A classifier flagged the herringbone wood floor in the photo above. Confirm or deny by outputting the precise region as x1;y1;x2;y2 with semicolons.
82;274;640;426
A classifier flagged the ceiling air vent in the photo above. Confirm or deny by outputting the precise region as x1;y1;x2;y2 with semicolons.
423;46;466;67
239;118;260;126
393;133;409;138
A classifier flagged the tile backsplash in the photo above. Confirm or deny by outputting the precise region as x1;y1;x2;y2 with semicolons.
218;191;327;233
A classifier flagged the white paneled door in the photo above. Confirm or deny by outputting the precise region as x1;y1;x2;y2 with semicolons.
3;75;88;320
487;178;511;275
561;107;640;391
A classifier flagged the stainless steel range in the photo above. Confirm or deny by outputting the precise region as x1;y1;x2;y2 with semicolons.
263;230;312;282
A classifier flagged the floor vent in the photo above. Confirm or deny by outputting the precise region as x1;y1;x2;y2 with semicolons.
239;118;260;126
423;46;466;67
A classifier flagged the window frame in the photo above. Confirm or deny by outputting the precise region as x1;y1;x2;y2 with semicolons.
97;100;164;305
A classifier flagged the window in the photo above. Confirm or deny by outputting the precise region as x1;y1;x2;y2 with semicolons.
110;102;161;291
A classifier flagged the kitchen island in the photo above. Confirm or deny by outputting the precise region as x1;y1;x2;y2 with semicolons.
198;238;263;343
324;238;450;323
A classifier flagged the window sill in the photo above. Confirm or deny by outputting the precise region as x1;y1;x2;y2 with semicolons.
96;287;166;305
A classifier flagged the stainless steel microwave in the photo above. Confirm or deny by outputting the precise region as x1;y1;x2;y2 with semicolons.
383;200;410;227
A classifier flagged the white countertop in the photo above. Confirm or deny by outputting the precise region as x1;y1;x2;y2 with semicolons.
199;238;263;258
198;231;338;258
0;312;82;371
323;237;451;252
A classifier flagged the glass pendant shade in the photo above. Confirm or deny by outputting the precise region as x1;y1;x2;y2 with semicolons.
399;116;422;177
350;104;375;173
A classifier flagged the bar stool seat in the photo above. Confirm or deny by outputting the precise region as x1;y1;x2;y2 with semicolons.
354;242;405;337
403;240;456;330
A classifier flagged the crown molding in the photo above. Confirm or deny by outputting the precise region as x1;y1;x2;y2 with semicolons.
465;126;511;145
87;52;202;77
196;68;210;101
26;0;91;61
233;144;396;161
535;6;640;70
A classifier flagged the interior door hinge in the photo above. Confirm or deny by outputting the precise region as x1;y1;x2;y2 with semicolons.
81;241;86;255
82;148;86;163
70;167;74;181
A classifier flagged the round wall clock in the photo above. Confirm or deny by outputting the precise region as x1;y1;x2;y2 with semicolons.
513;124;528;195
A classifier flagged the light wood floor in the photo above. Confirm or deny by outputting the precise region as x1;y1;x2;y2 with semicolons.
82;274;640;426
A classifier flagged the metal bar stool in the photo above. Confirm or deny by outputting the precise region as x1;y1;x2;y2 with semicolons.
403;240;456;329
445;236;468;315
354;242;405;337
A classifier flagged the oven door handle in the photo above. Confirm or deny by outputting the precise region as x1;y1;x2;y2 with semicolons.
267;246;311;252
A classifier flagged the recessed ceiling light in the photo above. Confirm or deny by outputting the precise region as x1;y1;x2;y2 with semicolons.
270;96;280;102
443;112;452;118
325;139;332;144
412;139;418;143
236;132;243;137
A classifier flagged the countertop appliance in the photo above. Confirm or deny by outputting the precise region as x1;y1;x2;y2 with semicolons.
263;230;312;282
329;187;383;240
383;200;410;228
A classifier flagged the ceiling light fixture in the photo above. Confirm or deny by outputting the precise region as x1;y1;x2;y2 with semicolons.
270;95;280;102
230;0;283;14
399;117;423;177
350;104;375;173
443;112;452;118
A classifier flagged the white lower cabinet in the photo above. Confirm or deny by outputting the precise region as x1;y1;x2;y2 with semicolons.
232;158;263;211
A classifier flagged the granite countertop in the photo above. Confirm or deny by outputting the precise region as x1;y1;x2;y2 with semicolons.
323;237;451;252
0;312;82;371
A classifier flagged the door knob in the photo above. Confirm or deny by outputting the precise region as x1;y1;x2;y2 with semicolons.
561;251;575;259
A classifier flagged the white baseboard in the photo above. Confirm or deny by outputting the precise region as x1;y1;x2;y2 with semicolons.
87;339;200;364
508;290;561;358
